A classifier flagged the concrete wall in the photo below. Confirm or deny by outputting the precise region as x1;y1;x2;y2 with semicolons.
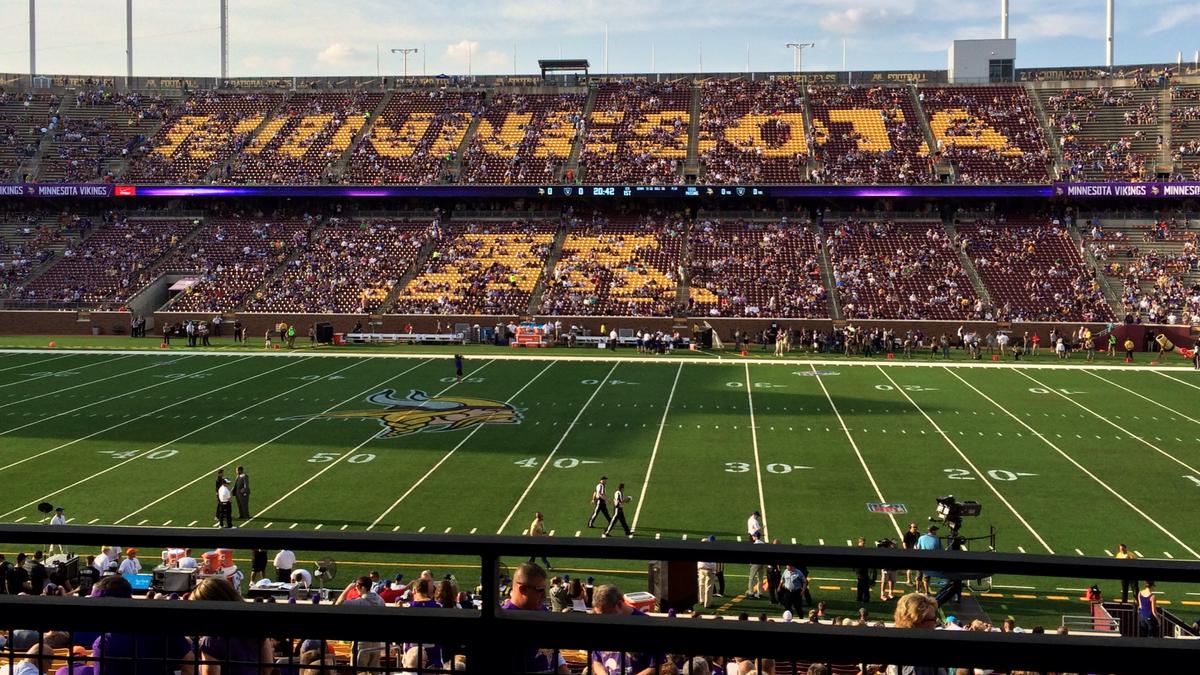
949;39;1016;84
0;311;133;335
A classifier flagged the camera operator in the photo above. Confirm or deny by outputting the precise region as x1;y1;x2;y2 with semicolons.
877;538;897;601
935;535;968;607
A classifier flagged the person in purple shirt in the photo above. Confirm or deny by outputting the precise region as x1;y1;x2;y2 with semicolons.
401;577;445;670
500;562;568;674
588;585;662;675
189;577;275;675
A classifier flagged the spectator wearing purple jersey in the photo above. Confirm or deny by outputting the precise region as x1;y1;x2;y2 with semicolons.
588;585;663;675
190;577;275;675
501;562;568;674
401;578;445;670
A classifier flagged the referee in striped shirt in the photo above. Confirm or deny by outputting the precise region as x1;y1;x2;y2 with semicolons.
587;476;611;529
603;483;632;538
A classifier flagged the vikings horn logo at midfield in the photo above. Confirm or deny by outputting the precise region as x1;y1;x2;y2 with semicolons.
292;389;522;438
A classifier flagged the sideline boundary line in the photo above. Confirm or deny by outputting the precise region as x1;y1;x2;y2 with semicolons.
5;347;1200;371
0;357;311;519
629;362;683;535
497;361;620;535
945;367;1200;558
808;364;903;539
744;362;769;539
117;359;431;525
367;361;555;531
1016;370;1200;476
244;360;497;526
877;366;1054;553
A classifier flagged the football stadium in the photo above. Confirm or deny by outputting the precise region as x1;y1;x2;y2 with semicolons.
1;1;1199;672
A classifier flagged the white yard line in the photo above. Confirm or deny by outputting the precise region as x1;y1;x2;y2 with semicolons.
1154;370;1200;391
119;359;432;525
0;356;253;472
245;360;496;526
877;366;1054;554
367;361;554;530
496;361;620;534
0;357;314;519
744;362;769;540
8;346;1200;371
0;355;191;410
945;367;1200;558
629;362;683;535
0;353;135;390
1017;370;1200;475
1086;370;1200;428
0;353;77;373
808;364;903;539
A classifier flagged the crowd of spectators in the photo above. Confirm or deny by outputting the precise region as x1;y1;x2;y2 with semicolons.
808;85;935;185
958;218;1114;323
1087;218;1200;325
826;219;976;320
392;219;555;315
1169;86;1200;178
579;80;688;184
345;90;484;185
538;213;684;317
686;218;827;318
460;93;585;184
225;91;382;184
0;90;58;182
1044;86;1151;182
697;78;809;184
919;86;1050;183
245;220;431;314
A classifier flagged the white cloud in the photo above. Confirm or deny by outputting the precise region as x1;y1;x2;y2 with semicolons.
1143;6;1200;35
316;43;362;67
446;40;480;61
819;7;904;34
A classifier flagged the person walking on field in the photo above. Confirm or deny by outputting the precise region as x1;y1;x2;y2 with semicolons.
587;476;611;529
602;483;632;538
527;512;552;569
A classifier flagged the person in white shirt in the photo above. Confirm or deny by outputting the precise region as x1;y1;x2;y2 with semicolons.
93;546;117;573
290;568;313;587
747;510;763;539
746;532;768;598
274;549;296;582
216;482;233;528
117;548;142;576
697;547;716;610
0;644;53;675
177;549;198;569
47;507;66;555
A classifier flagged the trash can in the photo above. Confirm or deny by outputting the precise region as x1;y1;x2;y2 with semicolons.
91;326;100;336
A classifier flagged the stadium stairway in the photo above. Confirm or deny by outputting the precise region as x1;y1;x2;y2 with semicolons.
233;220;328;311
328;89;394;183
684;82;701;182
443;89;488;183
378;234;440;313
0;214;73;293
1026;83;1065;179
816;229;843;320
525;221;568;315
560;84;596;182
908;85;953;181
944;218;992;306
800;91;818;181
1158;86;1174;169
1070;222;1126;316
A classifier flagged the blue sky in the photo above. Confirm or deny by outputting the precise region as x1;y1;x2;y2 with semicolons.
1;0;1198;78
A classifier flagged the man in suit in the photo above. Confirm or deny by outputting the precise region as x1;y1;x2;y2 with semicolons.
234;466;251;519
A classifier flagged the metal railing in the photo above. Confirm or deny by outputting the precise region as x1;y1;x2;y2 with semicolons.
1;525;1197;673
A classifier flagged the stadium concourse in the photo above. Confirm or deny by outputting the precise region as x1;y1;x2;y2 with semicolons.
3;62;1200;675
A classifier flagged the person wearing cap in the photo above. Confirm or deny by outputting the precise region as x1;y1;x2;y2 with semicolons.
587;476;611;529
47;507;66;555
914;525;942;595
217;478;234;528
747;510;763;539
117;548;142;576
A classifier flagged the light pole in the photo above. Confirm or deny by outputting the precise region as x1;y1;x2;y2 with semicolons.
785;42;815;74
391;48;419;80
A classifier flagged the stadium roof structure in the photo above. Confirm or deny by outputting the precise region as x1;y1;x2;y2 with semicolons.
537;58;589;80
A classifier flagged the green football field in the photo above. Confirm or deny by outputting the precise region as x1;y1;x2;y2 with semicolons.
1;344;1198;627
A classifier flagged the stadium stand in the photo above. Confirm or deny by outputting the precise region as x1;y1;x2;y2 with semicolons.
460;92;585;184
244;220;430;314
579;80;689;184
808;85;935;184
226;91;383;184
392;220;555;314
697;78;809;184
919;86;1051;183
0;90;57;182
122;92;284;183
1169;85;1200;180
1037;86;1157;182
38;89;173;183
159;217;310;312
0;211;89;296
825;219;977;320
345;90;484;185
1087;217;1200;324
539;214;684;317
958;217;1115;322
13;216;196;305
686;218;828;318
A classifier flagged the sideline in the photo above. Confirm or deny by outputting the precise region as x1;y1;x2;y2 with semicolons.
3;347;1199;371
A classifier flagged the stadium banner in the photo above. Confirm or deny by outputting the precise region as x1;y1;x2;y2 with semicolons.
1053;182;1200;198
0;183;1053;199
